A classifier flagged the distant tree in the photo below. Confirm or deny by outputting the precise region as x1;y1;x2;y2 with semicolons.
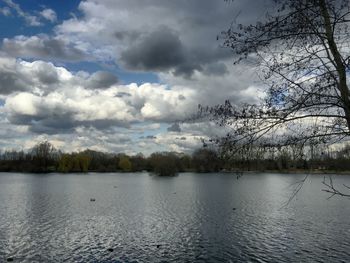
276;148;292;170
118;156;132;172
149;152;178;176
337;143;350;159
82;149;116;172
178;154;192;172
192;148;222;172
130;153;148;172
57;152;91;173
31;141;56;171
76;153;91;172
58;154;72;173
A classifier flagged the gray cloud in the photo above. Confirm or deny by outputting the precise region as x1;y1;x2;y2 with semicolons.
120;26;231;78
8;112;130;135
114;30;140;41
2;35;86;61
115;92;131;98
3;59;196;135
0;0;278;154
167;123;181;132
0;71;27;94
144;135;156;139
203;62;228;76
29;61;60;84
86;71;118;89
178;94;186;100
54;0;248;77
120;26;187;73
0;54;31;94
32;0;274;80
0;57;62;94
8;113;76;134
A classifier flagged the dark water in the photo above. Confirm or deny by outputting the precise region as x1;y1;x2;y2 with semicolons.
0;172;349;262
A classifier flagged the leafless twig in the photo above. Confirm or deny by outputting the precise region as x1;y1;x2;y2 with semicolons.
322;175;350;199
281;173;309;208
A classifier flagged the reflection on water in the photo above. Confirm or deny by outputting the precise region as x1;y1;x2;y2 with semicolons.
0;172;349;262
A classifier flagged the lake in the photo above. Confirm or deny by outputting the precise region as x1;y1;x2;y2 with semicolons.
0;172;349;262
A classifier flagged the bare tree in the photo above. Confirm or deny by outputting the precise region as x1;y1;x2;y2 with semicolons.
197;0;350;196
31;141;56;171
200;0;350;146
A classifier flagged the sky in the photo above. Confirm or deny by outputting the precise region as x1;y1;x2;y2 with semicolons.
0;0;269;155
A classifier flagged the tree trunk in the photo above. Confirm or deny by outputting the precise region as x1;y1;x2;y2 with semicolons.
319;0;350;132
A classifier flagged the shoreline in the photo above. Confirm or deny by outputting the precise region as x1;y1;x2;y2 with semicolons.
1;169;350;175
220;169;350;175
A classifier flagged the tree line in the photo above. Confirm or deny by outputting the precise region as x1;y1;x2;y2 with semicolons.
0;141;221;175
0;141;350;175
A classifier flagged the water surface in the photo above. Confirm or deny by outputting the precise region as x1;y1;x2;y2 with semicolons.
0;172;349;262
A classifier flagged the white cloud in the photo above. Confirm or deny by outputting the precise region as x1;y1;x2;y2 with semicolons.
3;0;41;26
2;57;197;132
6;93;39;115
40;8;57;23
154;132;204;153
2;0;264;107
0;54;224;153
159;61;263;106
0;0;276;153
54;1;233;73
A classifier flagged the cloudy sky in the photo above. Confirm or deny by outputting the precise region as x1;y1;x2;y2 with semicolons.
0;0;269;155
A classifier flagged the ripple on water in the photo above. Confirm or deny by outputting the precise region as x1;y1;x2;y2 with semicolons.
0;172;350;262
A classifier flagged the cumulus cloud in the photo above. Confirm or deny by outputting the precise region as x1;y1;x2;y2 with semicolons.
2;35;86;61
5;90;134;134
159;61;263;107
1;0;266;101
120;26;188;74
4;125;134;154
2;58;197;134
119;26;229;78
55;0;252;77
0;53;29;94
0;56;78;95
51;0;267;102
85;71;118;89
203;63;228;76
0;0;277;153
0;53;264;153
